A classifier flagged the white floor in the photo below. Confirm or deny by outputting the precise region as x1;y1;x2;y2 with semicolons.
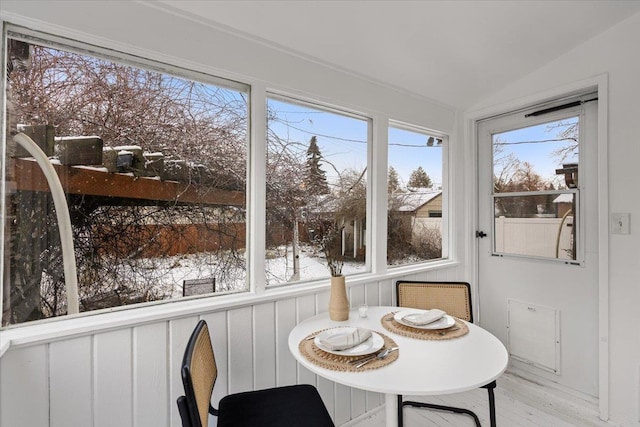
350;372;613;427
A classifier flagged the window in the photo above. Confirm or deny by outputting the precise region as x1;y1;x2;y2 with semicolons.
2;28;454;327
492;115;579;260
3;31;249;325
387;125;446;266
265;97;369;285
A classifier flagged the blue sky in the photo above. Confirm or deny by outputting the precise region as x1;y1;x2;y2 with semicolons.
493;116;579;186
267;98;442;187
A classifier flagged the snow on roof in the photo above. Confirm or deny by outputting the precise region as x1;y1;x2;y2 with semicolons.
552;194;573;203
393;189;441;212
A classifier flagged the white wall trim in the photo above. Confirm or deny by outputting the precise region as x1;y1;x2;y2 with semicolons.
0;259;459;358
464;74;610;420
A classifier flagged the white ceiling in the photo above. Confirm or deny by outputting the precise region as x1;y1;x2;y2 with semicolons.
154;1;640;109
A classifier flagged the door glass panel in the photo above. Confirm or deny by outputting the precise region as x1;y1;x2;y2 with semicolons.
493;192;576;260
492;116;579;260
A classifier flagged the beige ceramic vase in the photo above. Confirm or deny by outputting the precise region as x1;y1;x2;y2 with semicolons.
329;275;349;321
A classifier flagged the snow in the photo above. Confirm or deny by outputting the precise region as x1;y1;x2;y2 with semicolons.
265;244;366;285
118;243;367;299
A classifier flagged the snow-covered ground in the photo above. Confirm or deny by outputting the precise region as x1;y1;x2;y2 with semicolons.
118;244;367;299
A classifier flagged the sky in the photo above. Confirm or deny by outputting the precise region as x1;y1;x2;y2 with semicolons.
267;98;576;191
493;116;579;187
267;98;443;188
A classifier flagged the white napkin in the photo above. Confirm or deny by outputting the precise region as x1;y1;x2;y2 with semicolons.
318;328;372;351
402;309;446;326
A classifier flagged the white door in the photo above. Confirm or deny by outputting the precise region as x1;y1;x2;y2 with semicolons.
477;96;599;397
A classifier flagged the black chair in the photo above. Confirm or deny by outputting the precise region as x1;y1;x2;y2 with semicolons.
396;280;498;427
177;319;335;427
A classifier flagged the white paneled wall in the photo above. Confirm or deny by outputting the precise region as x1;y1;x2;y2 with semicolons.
0;268;463;427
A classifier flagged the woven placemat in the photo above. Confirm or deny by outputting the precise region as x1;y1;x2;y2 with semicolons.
299;329;399;372
381;312;469;340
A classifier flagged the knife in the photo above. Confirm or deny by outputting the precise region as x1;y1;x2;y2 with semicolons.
355;347;398;369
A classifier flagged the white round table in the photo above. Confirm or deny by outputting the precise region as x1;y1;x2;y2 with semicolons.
288;306;509;427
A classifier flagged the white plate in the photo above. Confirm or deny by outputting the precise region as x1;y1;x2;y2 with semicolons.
314;328;384;356
394;310;456;330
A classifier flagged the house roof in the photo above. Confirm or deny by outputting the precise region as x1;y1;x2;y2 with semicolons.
393;189;442;212
553;194;573;204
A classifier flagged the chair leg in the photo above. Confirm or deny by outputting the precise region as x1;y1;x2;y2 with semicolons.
402;380;497;427
402;400;481;427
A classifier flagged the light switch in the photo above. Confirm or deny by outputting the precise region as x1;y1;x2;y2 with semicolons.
611;213;630;234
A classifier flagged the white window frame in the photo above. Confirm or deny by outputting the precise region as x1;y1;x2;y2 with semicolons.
0;22;459;340
263;92;373;286
387;120;450;268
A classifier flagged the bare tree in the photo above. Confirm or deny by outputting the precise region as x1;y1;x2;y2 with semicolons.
6;41;248;323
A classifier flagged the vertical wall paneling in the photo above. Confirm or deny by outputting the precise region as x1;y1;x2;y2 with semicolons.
350;384;367;419
335;383;352;425
365;281;379;307
348;284;368;418
0;345;49;427
317;376;337;419
365;281;383;410
169;316;199;427
0;268;465;427
350;284;366;309
94;329;133;427
227;306;253;394
296;295;318;386
133;322;169;427
50;336;93;427
200;311;228;408
253;302;276;390
316;288;331;318
275;298;297;387
380;279;394;306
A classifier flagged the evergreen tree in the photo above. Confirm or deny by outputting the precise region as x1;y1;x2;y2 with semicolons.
305;136;330;194
388;166;400;193
407;166;432;188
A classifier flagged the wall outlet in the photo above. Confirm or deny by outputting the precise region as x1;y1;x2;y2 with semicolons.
610;213;630;234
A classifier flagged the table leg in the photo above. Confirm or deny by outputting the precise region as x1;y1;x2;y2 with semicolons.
385;393;399;427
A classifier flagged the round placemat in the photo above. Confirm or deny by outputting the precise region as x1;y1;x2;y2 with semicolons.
381;312;469;340
298;329;399;372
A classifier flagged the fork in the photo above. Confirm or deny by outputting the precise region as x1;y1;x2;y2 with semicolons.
439;326;460;336
347;347;387;365
355;347;398;369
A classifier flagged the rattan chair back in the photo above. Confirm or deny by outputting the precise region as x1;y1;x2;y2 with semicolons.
396;281;473;322
181;320;217;427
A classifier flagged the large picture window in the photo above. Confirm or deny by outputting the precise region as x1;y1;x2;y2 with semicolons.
265;97;369;285
3;32;249;325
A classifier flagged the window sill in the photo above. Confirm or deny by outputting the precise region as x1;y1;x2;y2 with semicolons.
0;259;459;359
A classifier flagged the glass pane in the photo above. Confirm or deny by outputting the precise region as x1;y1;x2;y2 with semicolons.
387;126;444;266
494;193;576;260
266;98;368;285
493;117;579;193
4;37;248;325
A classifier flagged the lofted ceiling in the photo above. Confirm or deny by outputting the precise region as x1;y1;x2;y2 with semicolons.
152;1;640;110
